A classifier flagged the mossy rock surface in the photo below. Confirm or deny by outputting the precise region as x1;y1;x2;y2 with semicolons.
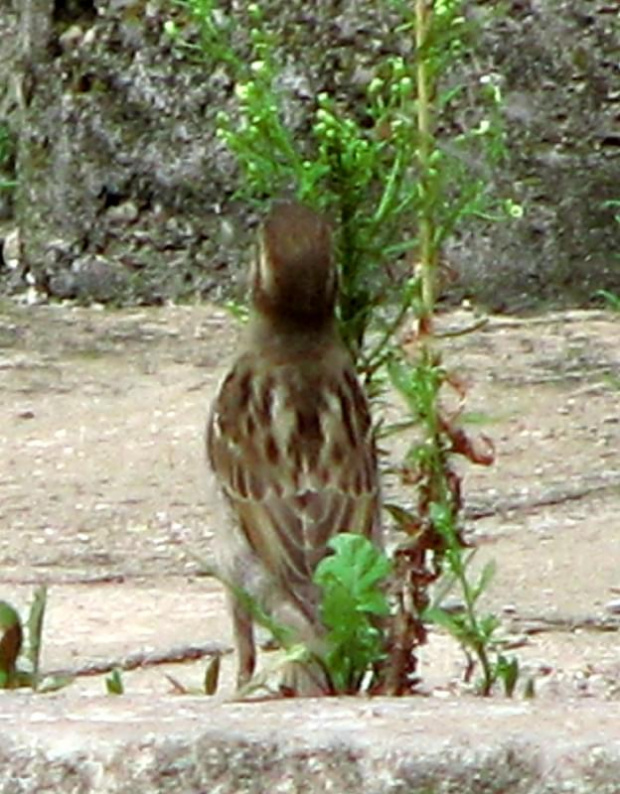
0;0;618;308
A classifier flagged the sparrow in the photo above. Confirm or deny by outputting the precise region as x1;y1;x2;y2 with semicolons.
206;201;381;693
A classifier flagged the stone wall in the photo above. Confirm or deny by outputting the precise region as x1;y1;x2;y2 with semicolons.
453;0;620;310
0;0;618;309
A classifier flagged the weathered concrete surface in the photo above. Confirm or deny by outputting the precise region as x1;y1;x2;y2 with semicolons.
1;696;620;793
2;305;620;792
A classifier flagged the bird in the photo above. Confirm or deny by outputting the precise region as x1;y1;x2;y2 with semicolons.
206;201;381;694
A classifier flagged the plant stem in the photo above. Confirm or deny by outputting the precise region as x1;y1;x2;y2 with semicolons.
453;561;493;694
415;0;437;333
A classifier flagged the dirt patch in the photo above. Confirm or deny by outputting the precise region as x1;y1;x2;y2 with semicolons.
1;302;619;700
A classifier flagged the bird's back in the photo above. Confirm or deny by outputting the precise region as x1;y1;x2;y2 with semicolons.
207;338;379;623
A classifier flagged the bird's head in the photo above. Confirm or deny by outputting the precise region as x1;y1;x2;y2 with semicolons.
251;202;337;329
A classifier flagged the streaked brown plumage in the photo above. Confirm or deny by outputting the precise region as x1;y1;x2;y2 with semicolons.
206;201;380;692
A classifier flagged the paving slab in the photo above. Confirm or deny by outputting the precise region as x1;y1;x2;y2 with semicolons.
1;305;620;793
1;695;620;793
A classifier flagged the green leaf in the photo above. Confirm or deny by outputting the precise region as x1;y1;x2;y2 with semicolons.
425;606;469;643
230;583;297;650
36;674;74;694
204;654;221;695
314;534;391;692
495;654;519;698
0;601;23;688
314;534;391;617
594;290;620;312
478;614;500;640
523;676;536;699
26;586;47;686
383;503;420;529
0;601;20;633
106;668;124;695
472;560;496;602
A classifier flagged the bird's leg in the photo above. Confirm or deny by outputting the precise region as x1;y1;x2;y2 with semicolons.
230;595;256;688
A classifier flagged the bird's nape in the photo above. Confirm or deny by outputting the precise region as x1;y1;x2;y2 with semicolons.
251;201;337;325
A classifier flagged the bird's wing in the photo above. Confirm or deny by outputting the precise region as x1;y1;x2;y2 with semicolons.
207;354;379;617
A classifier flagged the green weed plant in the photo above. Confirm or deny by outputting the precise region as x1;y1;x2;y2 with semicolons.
169;0;521;696
0;587;72;692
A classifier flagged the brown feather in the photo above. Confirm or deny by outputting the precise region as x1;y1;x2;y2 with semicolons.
207;345;379;623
